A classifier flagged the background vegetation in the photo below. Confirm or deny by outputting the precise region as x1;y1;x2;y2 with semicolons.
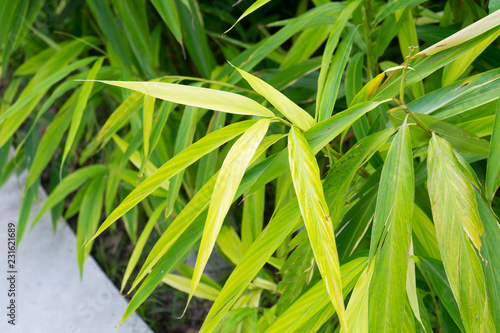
1;0;500;332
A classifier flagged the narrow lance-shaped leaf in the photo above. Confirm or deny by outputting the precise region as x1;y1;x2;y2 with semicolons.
418;257;466;332
87;120;257;243
200;129;395;332
406;243;425;331
62;57;104;170
288;126;346;330
127;134;284;294
121;202;166;292
342;262;375;333
416;10;500;56
142;95;155;171
165;105;198;218
186;119;270;312
317;26;358;123
265;257;368;333
76;177;105;278
150;0;183;48
232;64;314;131
90;80;275;118
316;0;362;117
223;0;272;35
476;192;500;331
428;133;492;332
31;165;108;229
486;100;500;202
369;118;414;333
0;56;97;127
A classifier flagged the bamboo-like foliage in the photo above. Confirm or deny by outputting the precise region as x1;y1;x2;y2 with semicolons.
2;1;500;332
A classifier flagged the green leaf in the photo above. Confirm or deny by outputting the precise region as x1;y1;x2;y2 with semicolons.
265;257;367;333
219;3;346;84
142;95;155;167
92;80;275;118
31;165;108;229
288;126;346;329
62;57;104;170
176;0;215;79
486;100;500;202
416;10;500;56
442;29;500;86
121;202;165;292
100;94;143;145
224;0;272;35
232;64;314;130
476;193;500;330
316;26;358;123
163;273;220;301
151;0;183;48
165;105;198;217
490;0;500;13
187;119;270;312
342;262;374;333
89;120;256;243
0;56;96;128
316;0;362;118
25;93;77;190
127;134;283;294
412;205;441;260
369;118;414;332
76;177;105;278
419;257;466;332
427;134;492;332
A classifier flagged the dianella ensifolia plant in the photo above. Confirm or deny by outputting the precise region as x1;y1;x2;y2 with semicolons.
2;0;500;332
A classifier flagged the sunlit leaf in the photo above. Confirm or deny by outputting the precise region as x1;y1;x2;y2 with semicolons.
187;119;270;311
288;126;346;329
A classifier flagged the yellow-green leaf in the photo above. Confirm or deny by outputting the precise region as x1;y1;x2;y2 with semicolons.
224;0;271;35
187;119;270;310
163;274;220;301
232;65;314;131
287;126;346;330
142;95;154;163
428;133;492;332
369;118;414;332
88;120;257;243
91;80;275;118
342;262;374;333
417;10;500;56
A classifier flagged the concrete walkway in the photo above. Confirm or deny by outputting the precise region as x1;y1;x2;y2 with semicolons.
0;168;152;333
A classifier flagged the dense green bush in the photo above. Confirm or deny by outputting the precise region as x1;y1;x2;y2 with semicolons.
2;0;500;331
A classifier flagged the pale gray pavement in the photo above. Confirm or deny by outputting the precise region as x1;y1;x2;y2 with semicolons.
0;168;152;333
